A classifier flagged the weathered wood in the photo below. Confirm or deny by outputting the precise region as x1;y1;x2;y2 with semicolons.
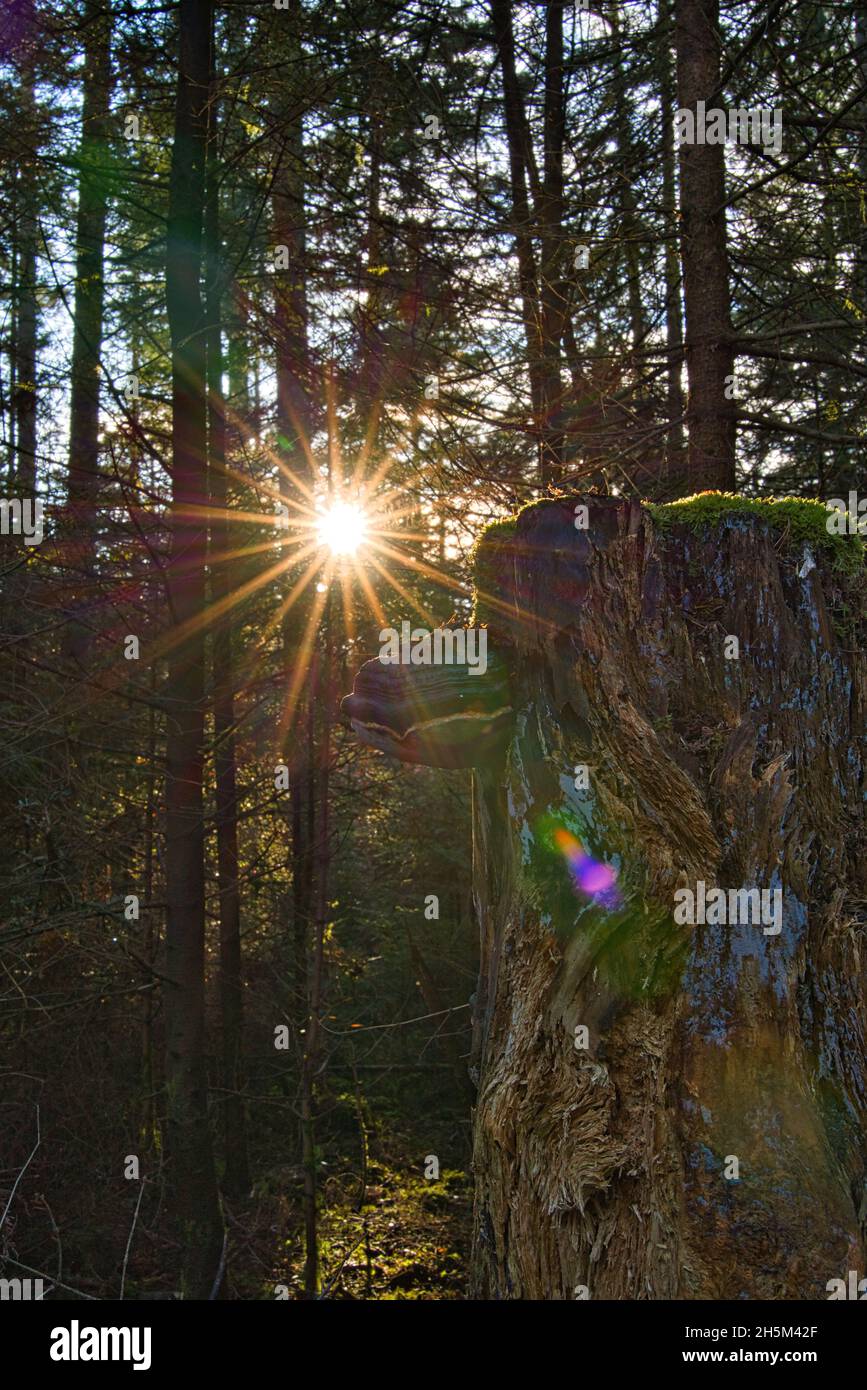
468;495;866;1299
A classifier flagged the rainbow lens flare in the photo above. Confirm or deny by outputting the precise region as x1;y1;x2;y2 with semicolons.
553;828;620;908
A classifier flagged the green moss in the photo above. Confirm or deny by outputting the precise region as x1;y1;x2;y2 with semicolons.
470;491;864;626
646;491;865;576
470;516;518;627
472;516;518;552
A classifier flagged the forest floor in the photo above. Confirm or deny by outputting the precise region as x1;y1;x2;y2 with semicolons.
32;1138;472;1302
226;1139;472;1300
16;1074;474;1301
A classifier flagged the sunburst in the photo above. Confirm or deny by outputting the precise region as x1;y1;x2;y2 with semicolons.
137;370;510;751
316;499;369;555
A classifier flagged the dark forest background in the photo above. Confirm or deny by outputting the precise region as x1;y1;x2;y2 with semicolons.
0;0;864;1299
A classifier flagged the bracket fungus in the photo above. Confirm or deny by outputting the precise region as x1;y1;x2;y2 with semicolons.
340;646;513;769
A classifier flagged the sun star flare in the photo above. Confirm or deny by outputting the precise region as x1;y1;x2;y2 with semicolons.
317;500;369;555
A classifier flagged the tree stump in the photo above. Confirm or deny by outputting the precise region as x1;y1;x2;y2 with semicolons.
468;494;866;1300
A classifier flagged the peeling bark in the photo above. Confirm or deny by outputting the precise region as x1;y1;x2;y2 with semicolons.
468;496;865;1299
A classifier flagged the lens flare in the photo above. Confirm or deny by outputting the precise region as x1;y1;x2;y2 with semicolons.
317;501;368;555
554;828;620;908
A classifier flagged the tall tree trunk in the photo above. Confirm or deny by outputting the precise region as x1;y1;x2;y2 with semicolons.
12;40;38;494
64;0;113;664
611;4;649;361
490;0;545;478
538;1;566;483
855;9;867;313
674;0;736;492
272;0;310;488
141;665;158;1154
164;0;224;1300
358;85;384;410
658;0;686;480
270;0;315;1049
301;606;332;1298
205;62;250;1200
2;0;38;683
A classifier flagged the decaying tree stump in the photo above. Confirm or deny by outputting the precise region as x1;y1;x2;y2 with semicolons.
468;494;866;1299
